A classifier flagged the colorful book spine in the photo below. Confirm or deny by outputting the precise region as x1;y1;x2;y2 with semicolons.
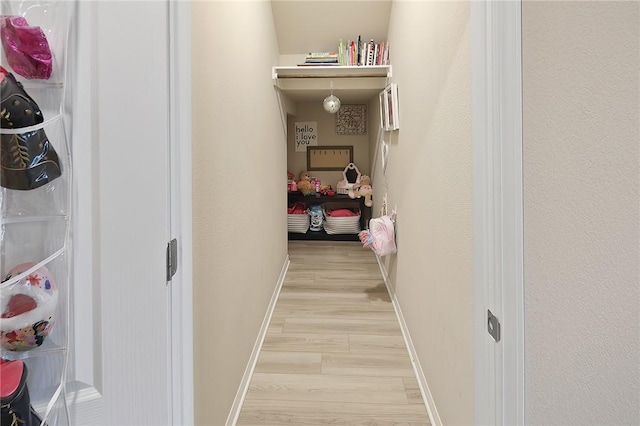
367;39;375;65
336;37;389;66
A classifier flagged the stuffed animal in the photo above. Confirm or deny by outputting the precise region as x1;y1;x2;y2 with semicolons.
320;184;336;197
348;175;373;207
297;171;314;196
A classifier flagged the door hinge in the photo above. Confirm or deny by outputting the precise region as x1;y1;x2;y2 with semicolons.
487;309;501;342
166;238;178;281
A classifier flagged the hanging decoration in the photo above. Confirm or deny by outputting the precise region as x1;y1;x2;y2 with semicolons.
323;80;341;113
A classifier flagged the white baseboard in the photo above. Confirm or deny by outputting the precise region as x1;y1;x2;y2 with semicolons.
375;255;442;426
225;255;290;426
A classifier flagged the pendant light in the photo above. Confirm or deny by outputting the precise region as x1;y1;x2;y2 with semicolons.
323;81;341;113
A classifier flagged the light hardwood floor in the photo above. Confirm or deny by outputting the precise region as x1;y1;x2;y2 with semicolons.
236;241;430;425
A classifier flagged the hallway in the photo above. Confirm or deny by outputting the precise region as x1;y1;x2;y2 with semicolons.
236;241;430;424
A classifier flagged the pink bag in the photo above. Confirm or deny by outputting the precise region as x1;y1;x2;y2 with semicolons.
369;215;397;256
1;16;52;79
359;212;397;257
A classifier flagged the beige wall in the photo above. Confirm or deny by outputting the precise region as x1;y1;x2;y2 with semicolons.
374;2;474;425
191;2;288;423
523;2;640;424
287;102;371;187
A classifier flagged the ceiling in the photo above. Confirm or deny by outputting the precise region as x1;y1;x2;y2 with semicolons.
270;1;392;103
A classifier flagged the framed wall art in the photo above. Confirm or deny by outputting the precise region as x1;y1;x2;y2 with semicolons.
379;90;388;130
381;83;400;131
307;146;354;171
336;104;367;135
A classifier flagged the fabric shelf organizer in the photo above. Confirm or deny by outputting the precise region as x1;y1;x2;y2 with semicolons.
287;201;309;233
324;208;360;235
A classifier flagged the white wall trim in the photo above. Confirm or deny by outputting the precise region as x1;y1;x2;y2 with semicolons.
471;1;524;424
375;256;442;426
168;1;194;425
471;2;495;423
225;255;291;426
497;2;525;424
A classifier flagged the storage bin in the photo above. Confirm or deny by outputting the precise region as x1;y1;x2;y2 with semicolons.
287;213;310;233
324;209;361;234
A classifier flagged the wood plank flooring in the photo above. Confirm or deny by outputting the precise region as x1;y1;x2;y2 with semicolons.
236;241;430;425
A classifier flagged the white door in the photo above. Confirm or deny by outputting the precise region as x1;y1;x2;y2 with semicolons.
70;1;192;424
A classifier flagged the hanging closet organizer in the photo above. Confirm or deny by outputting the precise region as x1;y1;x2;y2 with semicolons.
1;1;72;424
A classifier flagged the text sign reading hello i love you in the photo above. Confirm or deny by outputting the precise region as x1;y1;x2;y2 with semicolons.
294;122;318;152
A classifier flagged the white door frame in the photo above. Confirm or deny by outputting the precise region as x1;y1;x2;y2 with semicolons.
168;1;194;424
472;1;524;424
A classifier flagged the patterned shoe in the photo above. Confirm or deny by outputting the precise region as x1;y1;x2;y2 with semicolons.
0;66;61;190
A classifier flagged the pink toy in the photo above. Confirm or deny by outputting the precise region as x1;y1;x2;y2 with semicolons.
348;175;373;207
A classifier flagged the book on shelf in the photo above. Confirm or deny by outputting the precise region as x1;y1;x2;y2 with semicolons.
297;62;342;66
337;37;390;66
301;52;339;66
296;39;390;68
306;52;338;58
305;52;338;61
305;58;338;63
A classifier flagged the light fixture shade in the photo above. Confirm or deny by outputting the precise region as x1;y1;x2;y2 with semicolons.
323;94;341;113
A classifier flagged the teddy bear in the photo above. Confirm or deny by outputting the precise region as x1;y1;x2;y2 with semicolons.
297;171;315;196
348;175;373;207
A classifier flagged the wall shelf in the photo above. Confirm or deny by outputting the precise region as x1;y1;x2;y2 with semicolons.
273;65;391;79
273;65;392;103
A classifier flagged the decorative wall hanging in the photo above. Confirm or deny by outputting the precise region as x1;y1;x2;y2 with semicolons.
379;91;386;130
307;146;353;171
381;139;389;174
381;83;400;131
323;93;341;114
336;104;367;135
323;80;341;114
294;121;318;152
